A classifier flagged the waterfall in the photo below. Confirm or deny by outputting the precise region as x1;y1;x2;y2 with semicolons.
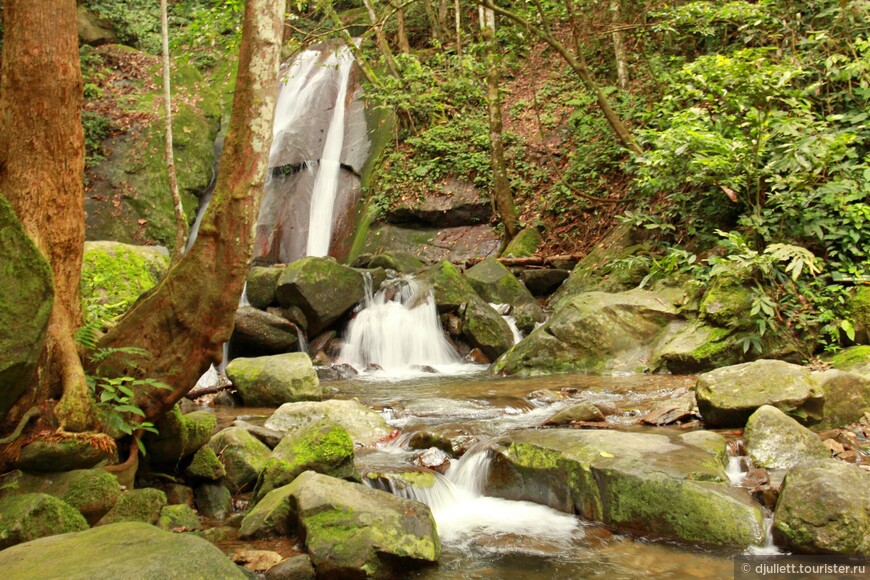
339;276;471;377
491;303;523;345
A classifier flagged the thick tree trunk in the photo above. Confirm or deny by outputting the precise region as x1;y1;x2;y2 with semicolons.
161;0;188;263
95;0;284;423
479;7;519;246
0;0;96;431
394;2;410;53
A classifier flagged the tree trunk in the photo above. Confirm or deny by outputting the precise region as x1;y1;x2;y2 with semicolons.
363;0;401;79
161;0;188;263
95;0;284;423
479;7;519;247
454;0;462;55
423;0;445;46
610;0;629;90
394;2;410;53
0;0;97;431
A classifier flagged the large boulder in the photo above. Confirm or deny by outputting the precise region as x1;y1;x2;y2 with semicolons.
226;353;320;407
417;260;478;313
743;405;829;470
0;194;53;422
15;438;117;472
264;399;391;446
652;322;747;374
492;290;679;376
245;266;283;309
230;306;298;356
242;471;440;577
0;493;88;549
144;406;216;466
275;257;365;335
385;177;489;226
484;428;764;548
13;469;121;525
0;522;247;578
206;427;272;491
502;227;542;258
520;268;569;297
465;257;545;332
826;345;870;377
774;460;870;555
812;368;870;430
253;421;354;502
80;241;169;321
96;488;167;526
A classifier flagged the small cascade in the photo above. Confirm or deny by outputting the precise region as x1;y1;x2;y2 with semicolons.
368;448;581;549
748;515;782;555
725;455;747;485
339;276;477;378
491;303;523;345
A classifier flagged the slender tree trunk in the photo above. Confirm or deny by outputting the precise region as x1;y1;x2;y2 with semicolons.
423;0;445;46
610;0;629;90
395;2;410;53
454;0;462;55
161;0;187;263
0;0;97;431
95;0;284;423
479;6;518;247
328;7;381;87
363;0;401;79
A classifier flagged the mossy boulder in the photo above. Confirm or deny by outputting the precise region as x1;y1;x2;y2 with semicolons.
652;322;747;373
230;306;299;356
15;469;121;525
811;369;870;430
0;493;89;549
774;460;870;555
744;405;829;470
465;257;545;332
144;406;217;466
367;251;424;273
502;227;542;258
15;437;118;472
206;427;272;491
194;483;232;520
0;194;53;422
484;429;764;548
245;266;283;309
80;241;169;321
699;276;753;329
520;268;570;297
96;488;167;526
242;471;439;576
826;345;870;377
185;446;226;481
492;290;679;376
275;257;365;335
158;503;202;532
417;260;477;313
461;299;515;360
848;286;870;345
264;399;391;446
0;522;247;579
226;353;320;407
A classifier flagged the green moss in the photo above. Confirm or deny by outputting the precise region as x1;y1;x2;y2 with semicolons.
81;242;168;321
503;228;542;258
700;276;753;329
185;446;226;481
62;469;121;521
145;405;217;465
0;493;88;549
158;504;202;532
827;345;870;370
97;488;167;526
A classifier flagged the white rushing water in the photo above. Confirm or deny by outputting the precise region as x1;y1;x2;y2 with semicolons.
339;276;479;379
370;448;582;551
490;303;523;345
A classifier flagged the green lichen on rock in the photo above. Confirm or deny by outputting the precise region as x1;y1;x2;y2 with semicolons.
80;241;169;321
826;345;870;373
239;483;297;539
226;353;320;407
368;251;424;273
0;493;88;549
699;276;753;329
502;227;542;258
465;256;545;332
461;299;515;360
96;488;167;526
653;322;747;373
206;426;272;491
16;438;118;472
0;193;53;421
264;399;391;446
158;504;202;532
185;446;226;481
144;405;216;466
417;260;478;312
59;469;121;524
849;286;870;344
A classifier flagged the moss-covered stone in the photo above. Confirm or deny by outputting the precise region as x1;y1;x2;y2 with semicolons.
744;405;829;470
185;446;226;481
144;406;217;466
368;251;424;273
812;369;870;430
418;260;477;313
245;266;283;309
0;522;247;579
15;437;118;472
226;353;320;407
461;299;515;360
253;422;354;502
699;276;753;329
194;483;232;520
96;488;167;526
502;227;542;258
0;193;53;422
264;399;391;446
465;256;545;332
0;493;88;549
653;322;750;373
80;241;168;321
158;503;202;532
15;469;121;525
206;427;272;491
826;345;870;374
849;286;870;344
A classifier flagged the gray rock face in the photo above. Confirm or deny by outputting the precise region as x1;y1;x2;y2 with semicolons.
264;399;391;446
275;257;365;335
492;290;679;376
696;360;825;428
386;177;490;226
744;405;829;470
774;460;870;555
231;306;298;355
0;522;247;578
484;428;764;548
226;353;320;407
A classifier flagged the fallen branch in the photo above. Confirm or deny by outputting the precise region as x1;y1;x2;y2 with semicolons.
185;383;234;400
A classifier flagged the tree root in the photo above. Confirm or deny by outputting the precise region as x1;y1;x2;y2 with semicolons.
0;406;40;445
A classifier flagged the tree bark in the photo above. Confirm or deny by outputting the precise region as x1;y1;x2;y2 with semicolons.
161;0;188;263
394;2;410;53
423;0;445;46
454;0;462;55
95;0;284;424
479;7;519;247
610;0;629;90
363;0;401;79
0;0;97;431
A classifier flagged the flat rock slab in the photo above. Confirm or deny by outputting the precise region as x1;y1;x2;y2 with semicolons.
485;428;764;548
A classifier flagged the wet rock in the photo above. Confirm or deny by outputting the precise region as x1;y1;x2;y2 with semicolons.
15;438;118;472
744;405;829;470
144;405;217;466
415;447;451;473
158;503;202;532
0;195;53;422
269;305;308;333
368;252;424;273
774;460;870;555
264;399;391;446
408;431;455;454
226;353;320;407
195;483;233;520
695;360;825;428
309;330;337;357
465;257;545;332
528;389;566;403
0;522;246;578
206;427;272;491
233;549;283;572
316;363;359;381
544;402;605;426
492;290;679;376
653;321;748;374
386;177;490;226
520;268;570;297
231;420;284;449
275;257;365;335
231;306;298;355
14;468;121;525
502;227;542;258
485;428;764;548
185;446;226;481
253;421;355;502
639;396;696;426
245;266;283;309
0;493;88;549
265;554;316;580
461;299;515;360
96;488;167;526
